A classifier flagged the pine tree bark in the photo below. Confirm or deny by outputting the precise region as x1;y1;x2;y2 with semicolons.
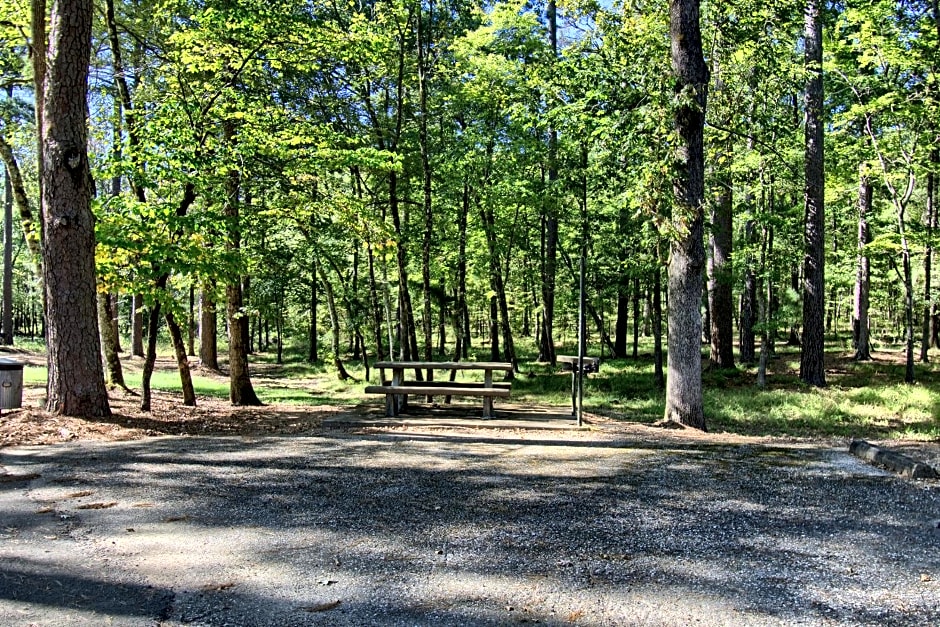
41;0;110;417
799;0;827;386
664;0;708;429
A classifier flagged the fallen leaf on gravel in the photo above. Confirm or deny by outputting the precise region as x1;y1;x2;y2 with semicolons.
567;609;584;622
35;506;55;514
132;502;154;508
163;515;190;522
922;573;933;582
301;600;341;612
317;579;338;586
200;582;236;592
76;502;117;510
0;472;40;483
67;490;94;498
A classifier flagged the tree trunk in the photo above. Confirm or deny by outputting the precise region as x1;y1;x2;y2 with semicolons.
457;179;471;358
632;276;640;358
799;0;827;387
539;0;558;366
665;0;708;429
653;263;664;389
854;164;872;361
132;293;144;356
3;162;12;344
922;163;936;362
223;121;261;406
309;268;320;362
199;289;218;369
41;0;110;417
187;285;195;356
708;177;734;368
0;135;41;263
97;292;126;389
614;288;629;358
165;311;195;406
317;260;352;380
140;298;161;412
739;252;757;366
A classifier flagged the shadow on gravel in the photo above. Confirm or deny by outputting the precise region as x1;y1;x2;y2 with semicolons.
2;432;938;625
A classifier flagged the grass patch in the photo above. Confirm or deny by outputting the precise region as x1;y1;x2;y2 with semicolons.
15;335;940;440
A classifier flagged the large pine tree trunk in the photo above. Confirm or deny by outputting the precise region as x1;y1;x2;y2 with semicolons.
799;0;827;387
708;177;735;368
854;164;872;361
664;0;708;429
41;0;110;417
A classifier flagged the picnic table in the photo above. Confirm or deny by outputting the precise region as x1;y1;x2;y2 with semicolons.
365;361;513;418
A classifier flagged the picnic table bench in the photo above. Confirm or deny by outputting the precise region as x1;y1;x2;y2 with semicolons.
365;361;513;418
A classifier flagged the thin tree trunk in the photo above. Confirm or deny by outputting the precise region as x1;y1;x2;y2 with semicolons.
317;260;352;380
632;276;640;358
3;161;13;344
165;311;195;406
309;269;320;362
187;285;195;356
97;292;127;389
140;299;161;412
665;0;708;428
223;121;261;406
799;0;827;387
0;135;41;263
708;176;734;368
539;0;559;366
132;293;144;356
854;164;872;361
653;262;664;389
922;164;936;362
614;287;629;358
199;289;218;369
457;179;471;358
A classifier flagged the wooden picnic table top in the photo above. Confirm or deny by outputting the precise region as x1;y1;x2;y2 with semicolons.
556;355;600;364
374;361;513;371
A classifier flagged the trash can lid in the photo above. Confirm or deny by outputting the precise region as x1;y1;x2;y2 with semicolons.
0;358;24;370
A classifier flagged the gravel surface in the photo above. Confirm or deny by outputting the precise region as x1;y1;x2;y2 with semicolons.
1;423;939;626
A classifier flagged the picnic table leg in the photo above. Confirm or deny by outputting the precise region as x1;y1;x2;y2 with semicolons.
483;395;494;419
482;368;495;418
385;393;397;417
570;370;577;416
392;367;407;415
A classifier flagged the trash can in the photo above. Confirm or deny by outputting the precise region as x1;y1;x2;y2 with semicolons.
0;358;24;410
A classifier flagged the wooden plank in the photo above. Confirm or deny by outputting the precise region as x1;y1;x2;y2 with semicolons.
365;385;510;398
374;361;512;371
397;380;511;390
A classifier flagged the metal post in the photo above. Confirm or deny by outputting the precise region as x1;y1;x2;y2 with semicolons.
577;256;586;426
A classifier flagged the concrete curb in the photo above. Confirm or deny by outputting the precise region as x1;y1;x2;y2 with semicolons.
849;439;939;479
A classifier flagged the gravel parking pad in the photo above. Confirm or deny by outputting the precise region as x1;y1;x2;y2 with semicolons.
1;427;938;626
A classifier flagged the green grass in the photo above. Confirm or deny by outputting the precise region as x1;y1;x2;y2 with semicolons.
15;334;940;441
